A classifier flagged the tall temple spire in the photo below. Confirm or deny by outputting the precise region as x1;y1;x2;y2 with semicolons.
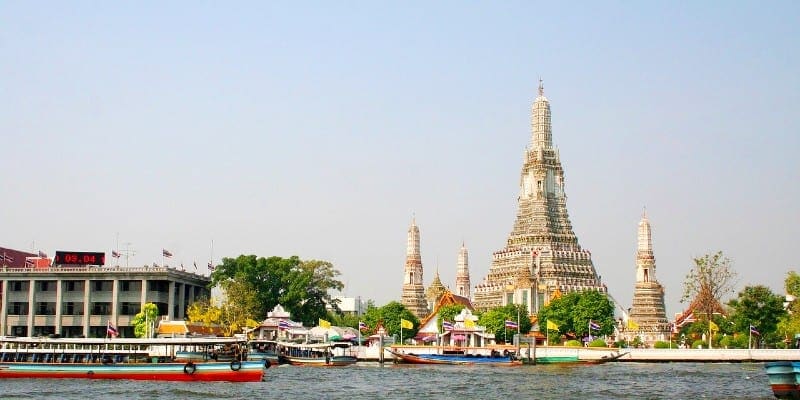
455;242;471;299
627;211;670;346
473;83;605;315
401;217;429;318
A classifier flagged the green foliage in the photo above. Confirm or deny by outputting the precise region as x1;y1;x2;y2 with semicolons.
131;303;159;338
537;290;614;338
691;339;706;349
564;340;581;347
653;341;671;349
210;255;344;327
361;301;418;341
479;304;530;343
728;285;786;346
588;338;607;347
437;304;466;330
778;272;800;347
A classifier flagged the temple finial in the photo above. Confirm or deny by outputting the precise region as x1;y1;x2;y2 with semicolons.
538;77;544;96
642;206;647;219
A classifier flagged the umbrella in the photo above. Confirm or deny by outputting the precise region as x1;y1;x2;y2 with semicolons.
453;334;467;341
342;333;357;340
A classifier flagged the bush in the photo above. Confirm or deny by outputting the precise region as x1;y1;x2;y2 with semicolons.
653;341;672;349
589;338;607;347
691;339;707;349
564;340;582;347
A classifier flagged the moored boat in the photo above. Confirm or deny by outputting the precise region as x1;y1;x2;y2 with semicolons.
765;361;800;399
248;339;280;366
278;341;357;367
0;336;265;382
386;348;521;366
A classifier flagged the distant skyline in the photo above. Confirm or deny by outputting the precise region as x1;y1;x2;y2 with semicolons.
1;2;798;318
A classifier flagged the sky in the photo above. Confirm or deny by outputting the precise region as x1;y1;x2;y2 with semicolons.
2;2;798;318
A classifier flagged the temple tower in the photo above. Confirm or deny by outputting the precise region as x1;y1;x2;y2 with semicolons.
455;242;471;299
426;268;447;312
473;80;606;314
626;211;670;344
401;217;429;318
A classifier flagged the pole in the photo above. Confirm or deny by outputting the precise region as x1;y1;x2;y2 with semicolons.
749;327;752;350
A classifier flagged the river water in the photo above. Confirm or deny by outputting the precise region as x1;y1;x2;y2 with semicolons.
2;362;775;400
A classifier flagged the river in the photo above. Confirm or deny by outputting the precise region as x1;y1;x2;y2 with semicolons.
2;362;775;399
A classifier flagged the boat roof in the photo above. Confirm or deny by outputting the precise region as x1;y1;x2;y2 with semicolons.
0;336;247;346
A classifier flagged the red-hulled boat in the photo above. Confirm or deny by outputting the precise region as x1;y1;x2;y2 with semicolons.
0;336;265;381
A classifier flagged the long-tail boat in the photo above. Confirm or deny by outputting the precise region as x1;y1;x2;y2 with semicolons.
0;336;265;381
386;348;522;366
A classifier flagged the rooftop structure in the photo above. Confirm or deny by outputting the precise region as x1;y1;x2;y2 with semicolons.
401;218;428;318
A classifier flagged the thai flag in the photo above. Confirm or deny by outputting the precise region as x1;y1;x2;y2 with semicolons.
358;321;367;330
107;322;119;337
162;249;173;258
278;320;292;330
750;325;760;336
505;320;519;329
112;250;121;258
442;320;454;331
208;262;215;272
589;321;601;331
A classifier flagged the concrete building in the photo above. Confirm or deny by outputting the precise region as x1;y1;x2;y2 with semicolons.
0;262;210;338
473;80;606;315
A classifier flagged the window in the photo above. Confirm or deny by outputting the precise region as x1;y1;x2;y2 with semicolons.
120;302;140;315
63;302;84;315
9;281;25;291
37;302;56;315
91;302;111;315
8;302;29;315
65;281;83;291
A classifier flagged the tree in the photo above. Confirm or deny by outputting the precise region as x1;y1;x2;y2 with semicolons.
131;303;159;338
437;304;466;330
537;291;614;338
209;255;344;327
479;304;529;343
728;285;786;347
778;271;800;347
681;251;737;322
361;301;418;340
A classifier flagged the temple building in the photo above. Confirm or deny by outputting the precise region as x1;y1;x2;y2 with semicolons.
401;217;429;318
623;211;670;345
425;269;447;312
473;81;606;315
455;242;471;299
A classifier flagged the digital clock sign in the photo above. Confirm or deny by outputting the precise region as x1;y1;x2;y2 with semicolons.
54;251;106;266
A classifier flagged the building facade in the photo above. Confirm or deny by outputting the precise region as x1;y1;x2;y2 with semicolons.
473;81;606;315
401;218;429;318
0;264;210;338
624;212;671;344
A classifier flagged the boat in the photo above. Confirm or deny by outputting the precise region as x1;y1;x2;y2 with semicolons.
386;348;522;366
0;336;265;381
529;351;626;364
247;339;280;366
765;361;800;399
278;341;358;366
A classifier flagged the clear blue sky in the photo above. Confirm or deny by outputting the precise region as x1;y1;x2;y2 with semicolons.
2;2;798;318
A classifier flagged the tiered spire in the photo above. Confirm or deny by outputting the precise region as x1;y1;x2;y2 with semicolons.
401;217;429;318
626;210;670;345
455;242;471;299
473;82;606;314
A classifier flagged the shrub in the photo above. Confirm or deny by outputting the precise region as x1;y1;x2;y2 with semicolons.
589;338;607;347
691;339;706;349
564;340;582;347
653;341;672;349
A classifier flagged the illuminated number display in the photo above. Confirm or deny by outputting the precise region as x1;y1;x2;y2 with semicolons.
54;251;106;266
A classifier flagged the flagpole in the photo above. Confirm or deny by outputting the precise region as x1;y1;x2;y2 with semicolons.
748;326;752;350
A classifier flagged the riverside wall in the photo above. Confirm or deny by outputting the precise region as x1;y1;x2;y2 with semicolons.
363;344;800;362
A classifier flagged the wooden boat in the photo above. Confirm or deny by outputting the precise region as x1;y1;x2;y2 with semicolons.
386;348;522;366
530;351;626;364
278;341;357;367
765;361;800;399
0;336;265;382
247;339;279;366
